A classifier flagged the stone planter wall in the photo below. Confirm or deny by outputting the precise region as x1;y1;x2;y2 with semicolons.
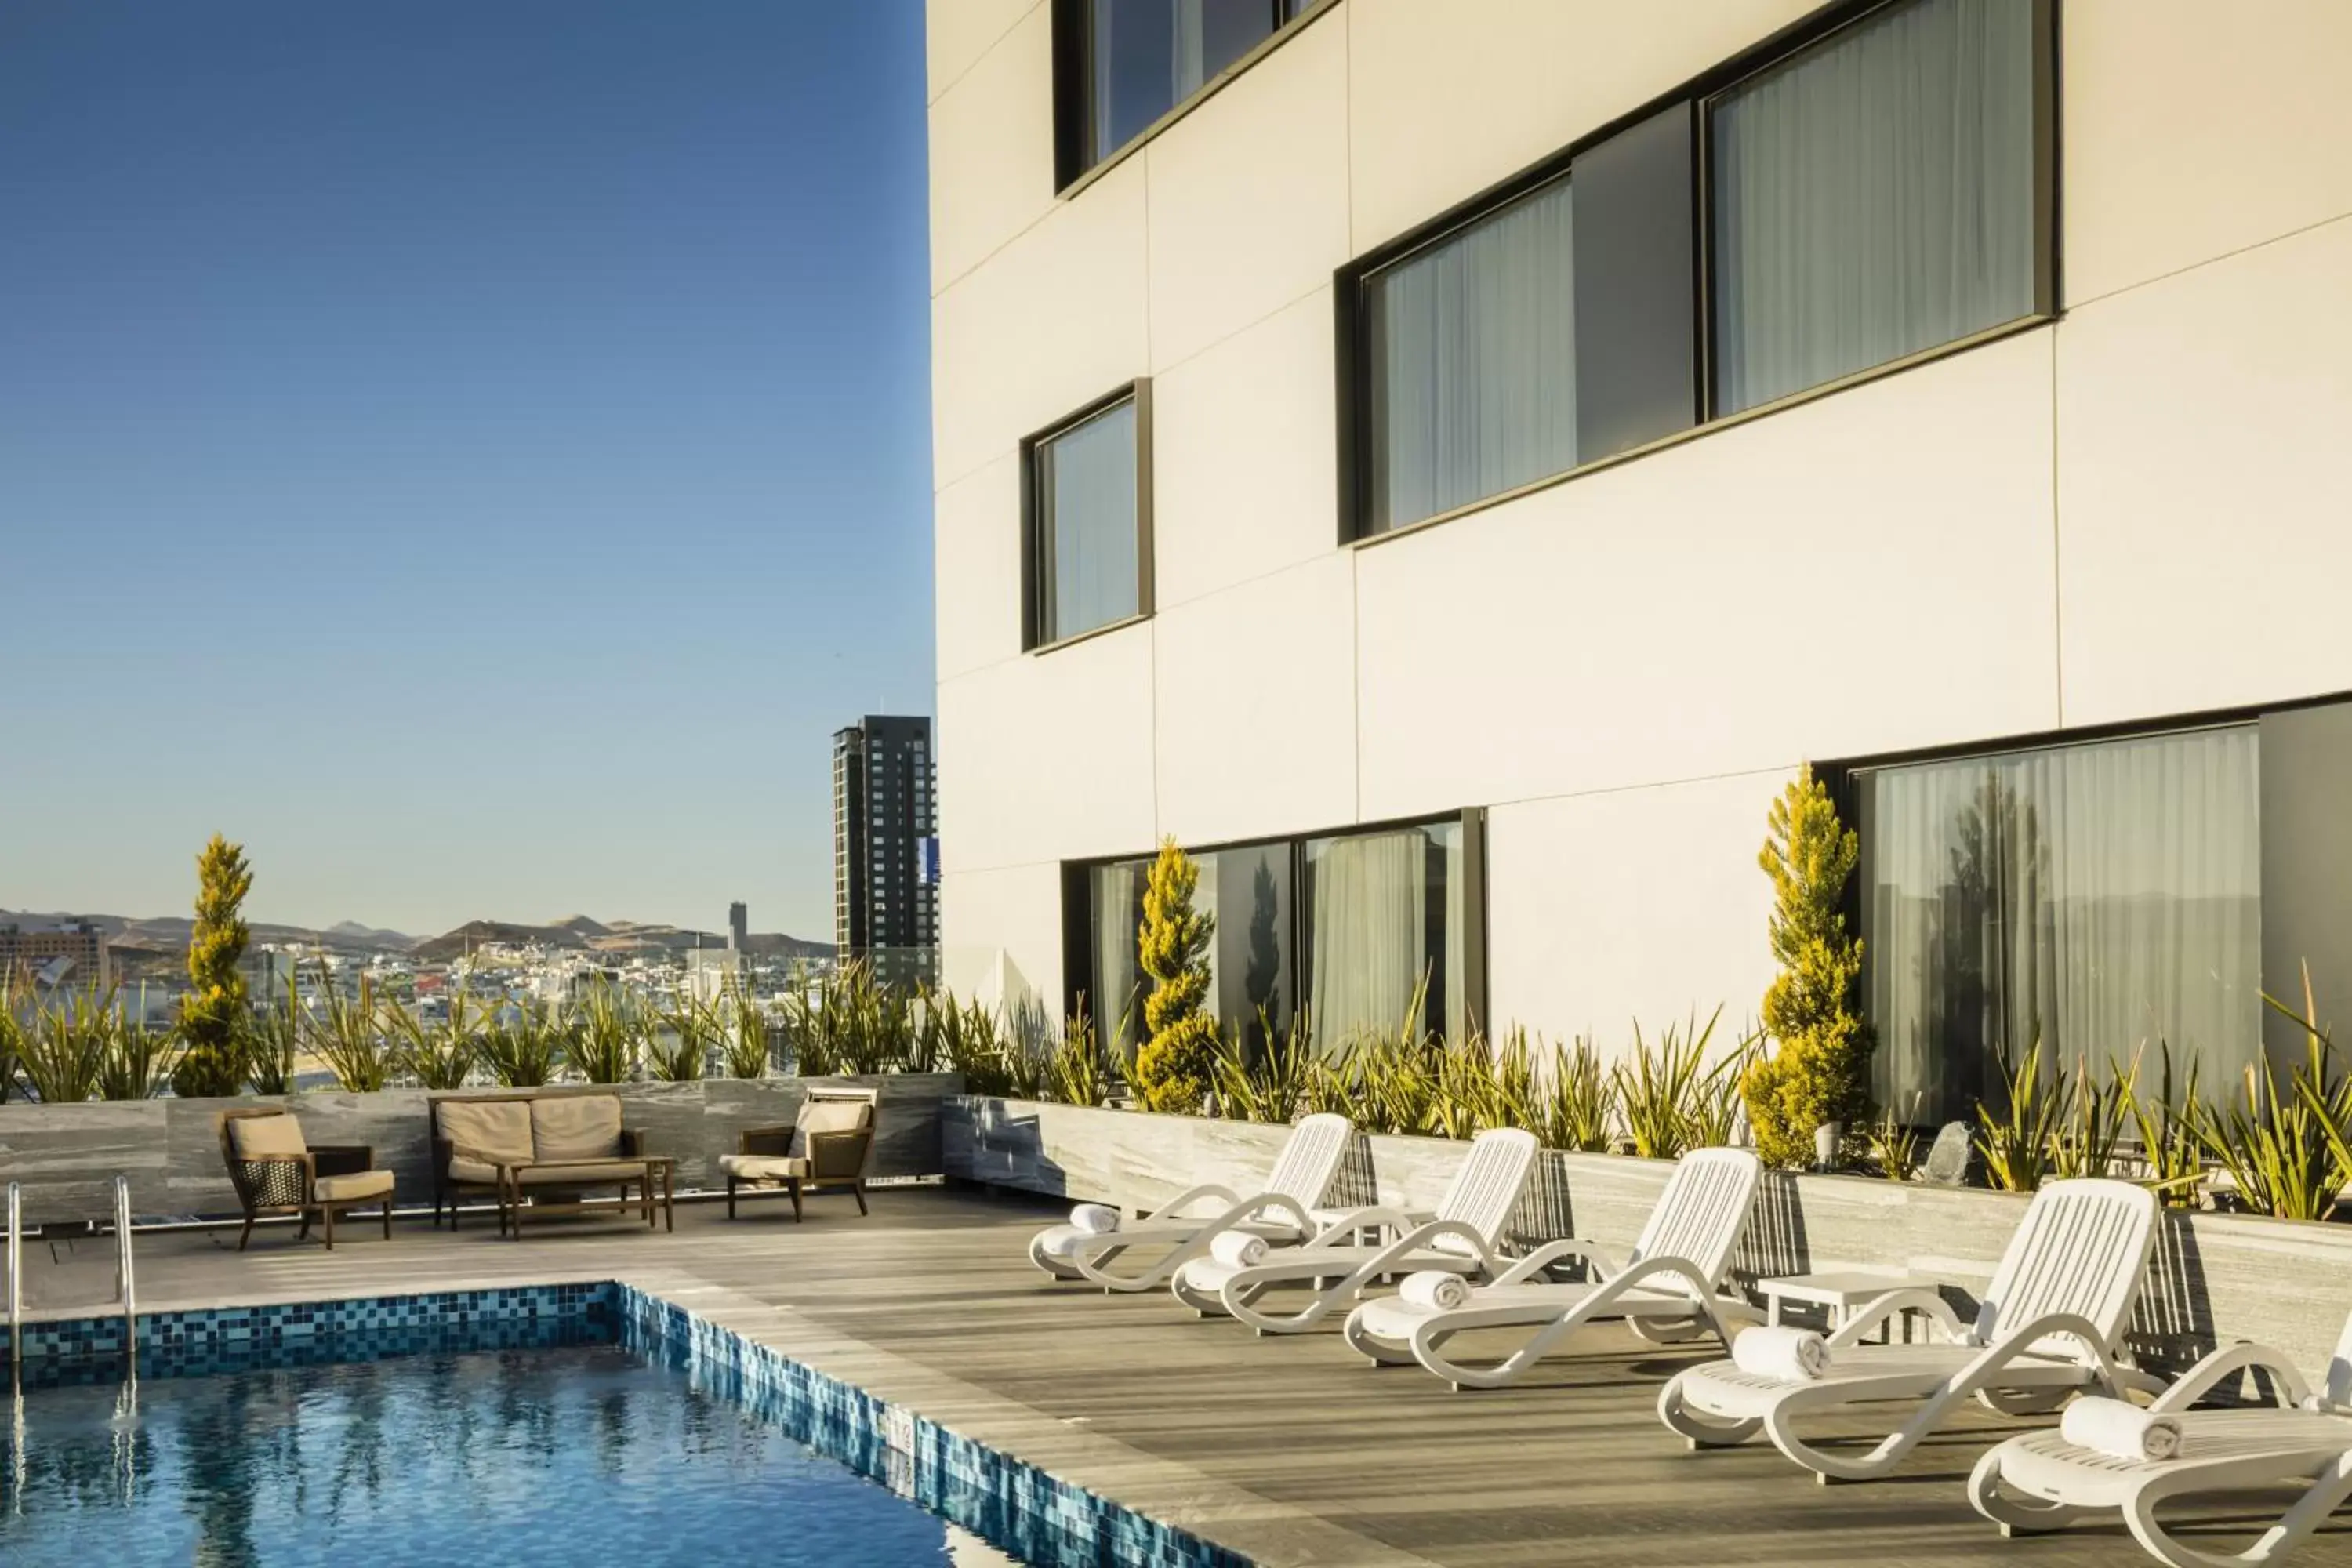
0;1073;964;1227
944;1096;2352;1378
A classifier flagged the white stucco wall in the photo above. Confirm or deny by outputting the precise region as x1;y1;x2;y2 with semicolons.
926;0;2352;1044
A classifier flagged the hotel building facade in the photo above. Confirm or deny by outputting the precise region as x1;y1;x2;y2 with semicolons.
927;0;2352;1116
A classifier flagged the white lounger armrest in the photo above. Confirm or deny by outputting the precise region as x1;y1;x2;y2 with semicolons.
1346;1217;1508;1278
1946;1311;2129;1395
1824;1287;1969;1349
1491;1236;1629;1287
1140;1182;1245;1223
1306;1204;1423;1246
2150;1339;2317;1414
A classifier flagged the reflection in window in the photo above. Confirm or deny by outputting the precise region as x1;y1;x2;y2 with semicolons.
1029;395;1141;645
1200;840;1293;1057
1087;858;1152;1059
1859;727;2261;1125
1711;0;2038;414
1302;820;1467;1044
1363;174;1577;534
1087;0;1280;167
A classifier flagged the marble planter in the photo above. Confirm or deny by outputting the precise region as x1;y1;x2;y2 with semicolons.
0;1073;963;1228
944;1096;2352;1378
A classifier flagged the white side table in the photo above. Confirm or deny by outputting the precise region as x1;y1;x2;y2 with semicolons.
1757;1271;1947;1343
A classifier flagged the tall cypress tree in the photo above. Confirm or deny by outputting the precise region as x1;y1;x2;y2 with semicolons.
1741;770;1871;1167
172;834;254;1098
1132;837;1219;1113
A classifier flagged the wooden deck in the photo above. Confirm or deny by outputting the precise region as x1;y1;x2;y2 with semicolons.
15;1187;2350;1568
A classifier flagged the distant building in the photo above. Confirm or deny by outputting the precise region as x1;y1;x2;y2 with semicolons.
728;901;748;953
685;946;746;1004
832;715;937;989
0;920;108;991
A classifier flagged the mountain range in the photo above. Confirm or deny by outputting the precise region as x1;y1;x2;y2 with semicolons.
0;909;831;964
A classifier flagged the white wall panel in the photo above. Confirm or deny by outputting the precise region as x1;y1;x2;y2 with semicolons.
931;158;1149;489
1486;771;1788;1051
936;621;1156;873
1150;288;1337;609
938;860;1064;1012
1152;554;1356;848
929;5;1057;293
935;454;1022;684
1143;10;1350;372
1355;332;2062;821
1345;0;1810;252
927;0;1041;104
2063;0;2352;307
2056;216;2352;724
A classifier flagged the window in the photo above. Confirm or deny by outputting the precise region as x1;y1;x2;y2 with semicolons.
1071;812;1483;1058
1022;385;1152;649
1335;0;2053;541
1053;0;1319;187
1856;726;2262;1126
1710;0;2042;414
1362;175;1577;535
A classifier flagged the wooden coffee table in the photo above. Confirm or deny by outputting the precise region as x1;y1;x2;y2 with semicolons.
503;1156;675;1237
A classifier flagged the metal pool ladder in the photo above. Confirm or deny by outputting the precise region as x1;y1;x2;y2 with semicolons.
114;1175;139;1363
5;1181;19;1368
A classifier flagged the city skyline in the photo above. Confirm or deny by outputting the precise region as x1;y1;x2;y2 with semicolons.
0;2;935;938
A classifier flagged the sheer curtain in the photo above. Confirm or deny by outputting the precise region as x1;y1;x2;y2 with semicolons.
1711;0;2036;414
1090;859;1150;1060
1039;399;1138;642
1865;728;2262;1123
1367;175;1577;533
1305;822;1468;1044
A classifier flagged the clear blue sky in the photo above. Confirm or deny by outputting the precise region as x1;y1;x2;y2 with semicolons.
0;1;933;942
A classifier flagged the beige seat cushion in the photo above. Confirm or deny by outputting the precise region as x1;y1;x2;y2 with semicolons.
447;1156;510;1185
228;1113;308;1160
510;1160;644;1187
312;1169;394;1203
797;1097;873;1144
720;1152;808;1182
531;1095;622;1162
438;1100;533;1171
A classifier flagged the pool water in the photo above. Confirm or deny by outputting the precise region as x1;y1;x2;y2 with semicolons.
0;1342;1018;1567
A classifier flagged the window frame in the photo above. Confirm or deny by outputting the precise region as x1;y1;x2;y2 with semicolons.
1334;0;2059;546
1019;379;1156;655
1059;808;1489;1048
1051;0;1340;197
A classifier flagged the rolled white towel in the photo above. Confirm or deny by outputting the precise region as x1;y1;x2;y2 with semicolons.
1208;1230;1268;1268
1069;1203;1121;1236
2060;1396;2182;1462
1398;1271;1471;1312
1731;1325;1831;1382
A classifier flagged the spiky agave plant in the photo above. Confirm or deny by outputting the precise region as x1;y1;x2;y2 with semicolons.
0;975;26;1102
306;963;397;1094
1533;1034;1616;1152
242;972;303;1095
385;986;487;1090
2198;974;2350;1221
724;990;774;1079
572;978;637;1084
1974;1038;2058;1192
2123;1039;2207;1207
96;987;181;1101
645;992;716;1082
1046;1008;1115;1108
1213;1007;1316;1124
1610;1012;1720;1160
19;984;113;1103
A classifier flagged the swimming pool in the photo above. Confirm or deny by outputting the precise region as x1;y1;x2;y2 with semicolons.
0;1286;1244;1568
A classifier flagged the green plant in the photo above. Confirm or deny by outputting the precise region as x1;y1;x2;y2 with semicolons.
1131;838;1219;1114
307;965;397;1093
1975;1038;2059;1192
96;988;181;1101
1213;1007;1316;1124
1531;1034;1616;1152
2049;1051;2136;1180
572;978;638;1083
2122;1040;2207;1207
172;833;254;1098
1868;1099;1922;1181
918;985;1019;1095
1047;1009;1115;1108
724;991;774;1080
1610;1007;1745;1160
17;986;111;1103
241;973;302;1094
472;993;563;1087
1741;770;1872;1168
0;976;26;1102
783;959;917;1077
645;993;715;1082
385;987;486;1090
2197;974;2350;1221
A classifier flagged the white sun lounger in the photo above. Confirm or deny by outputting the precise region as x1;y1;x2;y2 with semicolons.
1341;1145;1763;1388
1968;1310;2352;1568
1170;1127;1540;1334
1657;1177;2163;1482
1026;1112;1355;1292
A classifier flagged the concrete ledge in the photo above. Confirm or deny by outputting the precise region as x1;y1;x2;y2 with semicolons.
943;1095;2352;1377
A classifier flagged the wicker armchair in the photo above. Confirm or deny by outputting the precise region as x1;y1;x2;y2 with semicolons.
218;1106;395;1250
717;1088;877;1221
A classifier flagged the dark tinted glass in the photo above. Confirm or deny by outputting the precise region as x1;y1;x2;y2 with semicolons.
1088;0;1278;165
1571;103;1697;461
